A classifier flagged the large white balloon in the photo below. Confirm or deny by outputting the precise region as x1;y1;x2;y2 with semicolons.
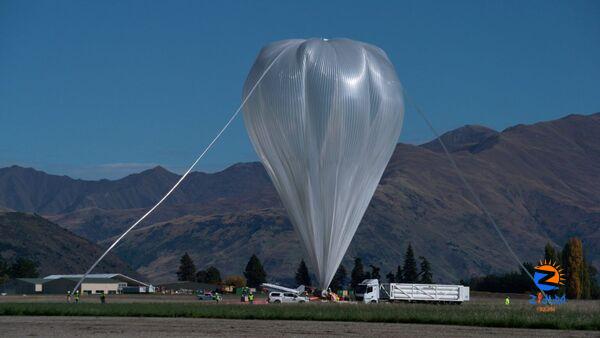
243;38;404;289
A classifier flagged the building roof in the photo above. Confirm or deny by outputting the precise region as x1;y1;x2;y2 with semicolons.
17;278;49;284
62;277;121;284
43;274;150;287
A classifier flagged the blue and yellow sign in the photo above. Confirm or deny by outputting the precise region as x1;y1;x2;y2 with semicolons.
533;260;565;292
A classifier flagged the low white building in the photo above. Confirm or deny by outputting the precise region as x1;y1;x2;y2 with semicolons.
43;273;153;294
3;274;154;295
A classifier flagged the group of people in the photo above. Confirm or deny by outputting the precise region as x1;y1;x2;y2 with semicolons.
66;290;79;303
240;287;255;304
67;290;106;304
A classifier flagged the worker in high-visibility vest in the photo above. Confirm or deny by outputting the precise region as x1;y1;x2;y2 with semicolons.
75;291;80;304
505;296;510;305
248;292;254;304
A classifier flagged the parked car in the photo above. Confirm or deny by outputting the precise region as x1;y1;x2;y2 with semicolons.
267;291;309;303
197;291;215;301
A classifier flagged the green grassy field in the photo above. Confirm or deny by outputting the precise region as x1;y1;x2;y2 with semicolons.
0;301;598;330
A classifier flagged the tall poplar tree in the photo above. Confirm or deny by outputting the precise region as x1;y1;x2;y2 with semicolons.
544;242;560;265
563;238;585;299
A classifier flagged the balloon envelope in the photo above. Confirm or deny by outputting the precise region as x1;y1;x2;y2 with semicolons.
243;38;404;288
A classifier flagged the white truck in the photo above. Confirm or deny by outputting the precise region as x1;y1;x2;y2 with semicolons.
355;279;469;304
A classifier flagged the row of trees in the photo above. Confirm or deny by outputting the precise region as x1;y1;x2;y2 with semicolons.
176;253;222;284
177;253;267;288
544;238;598;299
465;264;534;294
182;237;597;299
0;257;39;283
180;244;431;293
294;243;433;291
349;243;432;289
294;258;348;290
468;238;599;299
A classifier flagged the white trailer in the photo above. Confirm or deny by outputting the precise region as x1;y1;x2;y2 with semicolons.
355;279;469;304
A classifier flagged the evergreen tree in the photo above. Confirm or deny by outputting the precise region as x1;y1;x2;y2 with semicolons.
195;270;208;283
418;256;433;283
205;266;222;284
350;257;365;289
177;253;196;281
402;243;418;282
395;265;403;282
369;265;381;280
197;266;221;284
385;271;395;283
330;264;347;291
295;259;311;286
9;258;38;278
244;254;267;288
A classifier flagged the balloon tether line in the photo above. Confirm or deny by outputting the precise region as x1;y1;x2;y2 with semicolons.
70;44;291;297
403;89;544;296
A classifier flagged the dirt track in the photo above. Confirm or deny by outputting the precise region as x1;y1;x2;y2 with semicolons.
1;316;597;337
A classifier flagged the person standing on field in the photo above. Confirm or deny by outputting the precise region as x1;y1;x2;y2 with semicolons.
505;296;510;305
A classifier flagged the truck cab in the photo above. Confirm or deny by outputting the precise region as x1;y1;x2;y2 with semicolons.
354;279;379;303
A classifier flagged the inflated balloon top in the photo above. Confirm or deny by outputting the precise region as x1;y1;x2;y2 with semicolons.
243;38;404;289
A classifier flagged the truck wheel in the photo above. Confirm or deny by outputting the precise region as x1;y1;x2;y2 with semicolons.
274;300;281;304
370;300;377;304
299;300;305;303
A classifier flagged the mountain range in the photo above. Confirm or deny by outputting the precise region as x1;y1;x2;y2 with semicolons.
0;211;135;277
0;112;598;284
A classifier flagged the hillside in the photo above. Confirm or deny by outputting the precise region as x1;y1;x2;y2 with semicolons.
1;113;599;284
0;212;136;277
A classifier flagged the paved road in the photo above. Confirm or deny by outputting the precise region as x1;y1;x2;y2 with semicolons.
1;316;597;337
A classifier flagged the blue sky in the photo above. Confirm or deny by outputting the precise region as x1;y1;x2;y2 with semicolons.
1;0;599;179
